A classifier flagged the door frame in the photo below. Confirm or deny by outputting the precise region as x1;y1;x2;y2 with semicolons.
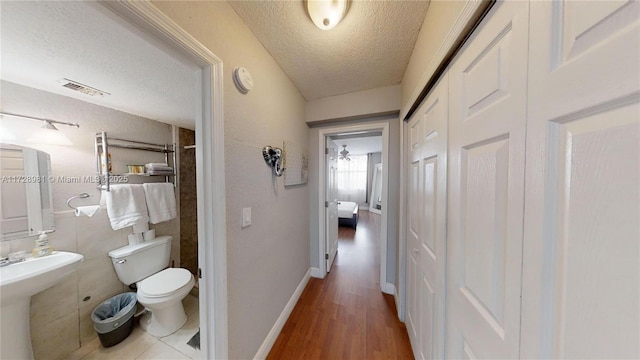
101;2;228;358
316;122;391;292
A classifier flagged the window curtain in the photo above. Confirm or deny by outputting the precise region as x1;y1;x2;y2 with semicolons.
337;154;368;204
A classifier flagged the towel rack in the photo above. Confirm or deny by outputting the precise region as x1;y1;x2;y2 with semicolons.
95;132;176;191
67;193;90;210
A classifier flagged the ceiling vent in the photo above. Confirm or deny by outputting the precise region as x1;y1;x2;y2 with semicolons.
59;78;110;97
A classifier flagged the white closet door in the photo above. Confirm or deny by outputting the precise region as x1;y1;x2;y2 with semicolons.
407;98;424;352
446;1;529;358
521;1;640;358
407;75;449;359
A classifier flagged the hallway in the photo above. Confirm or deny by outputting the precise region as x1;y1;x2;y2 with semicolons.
267;211;413;359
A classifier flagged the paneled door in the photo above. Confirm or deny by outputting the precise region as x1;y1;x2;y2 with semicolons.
520;1;640;358
446;1;529;358
407;74;449;360
326;139;339;272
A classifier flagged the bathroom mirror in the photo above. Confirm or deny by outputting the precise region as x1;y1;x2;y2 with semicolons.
0;143;54;240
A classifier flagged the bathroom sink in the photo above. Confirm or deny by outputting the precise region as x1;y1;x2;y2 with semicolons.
0;251;83;359
1;251;83;302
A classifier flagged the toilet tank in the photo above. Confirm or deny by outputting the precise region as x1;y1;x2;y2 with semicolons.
108;236;172;285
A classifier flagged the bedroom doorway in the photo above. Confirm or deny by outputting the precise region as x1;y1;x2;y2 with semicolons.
317;121;391;293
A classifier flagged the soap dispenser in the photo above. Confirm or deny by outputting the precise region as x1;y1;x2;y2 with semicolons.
32;231;53;258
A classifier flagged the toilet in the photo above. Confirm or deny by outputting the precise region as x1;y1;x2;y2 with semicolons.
108;236;195;337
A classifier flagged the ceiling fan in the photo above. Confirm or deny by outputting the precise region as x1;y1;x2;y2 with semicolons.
339;145;351;161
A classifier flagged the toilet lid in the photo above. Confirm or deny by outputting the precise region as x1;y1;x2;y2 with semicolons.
139;268;192;298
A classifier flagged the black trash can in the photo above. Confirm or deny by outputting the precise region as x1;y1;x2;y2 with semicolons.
91;292;137;347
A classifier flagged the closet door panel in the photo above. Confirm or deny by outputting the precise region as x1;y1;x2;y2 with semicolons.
521;1;640;358
406;74;449;360
407;157;421;349
446;1;529;358
417;76;448;360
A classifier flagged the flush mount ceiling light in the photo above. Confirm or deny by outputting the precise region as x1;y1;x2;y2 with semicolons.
306;0;349;30
339;144;351;161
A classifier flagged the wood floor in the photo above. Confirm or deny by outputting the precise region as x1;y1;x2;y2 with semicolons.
267;211;414;359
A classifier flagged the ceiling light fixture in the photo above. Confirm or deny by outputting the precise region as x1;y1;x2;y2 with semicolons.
339;144;351;161
0;111;79;146
306;0;349;31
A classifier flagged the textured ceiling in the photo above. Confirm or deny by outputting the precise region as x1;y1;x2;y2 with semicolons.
229;0;430;101
0;1;197;129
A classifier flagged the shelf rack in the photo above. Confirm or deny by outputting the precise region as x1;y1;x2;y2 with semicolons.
95;131;176;191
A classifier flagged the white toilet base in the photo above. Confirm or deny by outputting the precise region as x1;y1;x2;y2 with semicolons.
139;302;187;337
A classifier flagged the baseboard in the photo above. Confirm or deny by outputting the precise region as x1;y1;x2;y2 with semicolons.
310;267;324;279
253;268;311;360
381;282;395;295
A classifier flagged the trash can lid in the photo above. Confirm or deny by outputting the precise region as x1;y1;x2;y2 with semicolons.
139;268;193;298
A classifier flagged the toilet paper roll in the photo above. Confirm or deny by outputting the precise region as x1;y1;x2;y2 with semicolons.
75;205;100;217
132;222;149;234
143;229;156;241
128;233;144;245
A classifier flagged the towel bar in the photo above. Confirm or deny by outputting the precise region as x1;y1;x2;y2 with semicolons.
67;193;90;210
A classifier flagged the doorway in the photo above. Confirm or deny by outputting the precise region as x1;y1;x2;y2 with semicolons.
103;3;228;357
316;121;392;293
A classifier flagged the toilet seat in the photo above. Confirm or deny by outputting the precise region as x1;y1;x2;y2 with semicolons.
139;268;192;298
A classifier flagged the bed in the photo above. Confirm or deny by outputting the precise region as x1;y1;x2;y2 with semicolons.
338;201;359;229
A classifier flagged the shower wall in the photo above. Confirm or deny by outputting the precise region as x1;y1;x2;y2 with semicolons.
179;128;198;276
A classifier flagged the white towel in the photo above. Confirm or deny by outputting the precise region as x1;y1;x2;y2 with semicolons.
145;163;172;171
75;205;100;217
143;183;177;224
104;184;150;230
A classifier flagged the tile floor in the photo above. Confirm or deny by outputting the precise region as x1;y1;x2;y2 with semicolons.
69;295;200;360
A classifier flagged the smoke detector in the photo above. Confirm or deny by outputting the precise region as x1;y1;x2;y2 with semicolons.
233;67;253;93
58;78;110;97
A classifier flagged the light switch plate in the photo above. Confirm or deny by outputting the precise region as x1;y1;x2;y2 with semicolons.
242;207;251;228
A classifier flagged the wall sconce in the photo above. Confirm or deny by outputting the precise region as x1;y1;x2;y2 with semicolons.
262;146;286;177
306;0;349;31
0;111;79;146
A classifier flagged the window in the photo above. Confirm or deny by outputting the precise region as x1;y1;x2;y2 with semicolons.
337;154;367;203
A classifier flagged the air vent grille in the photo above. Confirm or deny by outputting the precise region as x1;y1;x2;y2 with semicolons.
59;78;110;97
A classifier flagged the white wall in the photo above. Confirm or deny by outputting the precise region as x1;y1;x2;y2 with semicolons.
401;0;469;117
0;80;179;359
306;85;401;123
151;2;310;359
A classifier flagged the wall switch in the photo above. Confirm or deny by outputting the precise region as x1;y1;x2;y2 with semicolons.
242;207;251;228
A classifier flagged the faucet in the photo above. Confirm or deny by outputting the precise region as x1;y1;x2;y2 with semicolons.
1;251;27;266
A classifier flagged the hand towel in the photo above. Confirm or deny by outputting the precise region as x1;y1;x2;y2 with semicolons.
74;205;100;217
104;184;150;230
143;183;177;224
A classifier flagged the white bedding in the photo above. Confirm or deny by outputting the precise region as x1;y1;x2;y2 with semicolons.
338;201;358;218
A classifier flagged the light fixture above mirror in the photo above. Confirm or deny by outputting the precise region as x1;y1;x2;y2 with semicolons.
0;111;79;146
306;0;349;31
